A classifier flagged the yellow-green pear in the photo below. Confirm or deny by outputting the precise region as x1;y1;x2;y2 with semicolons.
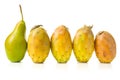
73;25;94;63
5;5;27;62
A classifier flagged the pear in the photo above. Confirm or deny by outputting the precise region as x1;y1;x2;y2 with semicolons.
28;25;50;63
5;5;27;62
51;25;72;63
95;31;116;63
73;25;94;63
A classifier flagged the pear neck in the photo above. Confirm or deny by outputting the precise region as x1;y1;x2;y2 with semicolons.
13;20;26;36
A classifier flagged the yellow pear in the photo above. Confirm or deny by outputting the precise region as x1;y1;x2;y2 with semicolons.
51;25;72;63
28;25;50;63
73;25;94;63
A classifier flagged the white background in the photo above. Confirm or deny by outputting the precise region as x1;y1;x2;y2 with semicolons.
0;0;120;80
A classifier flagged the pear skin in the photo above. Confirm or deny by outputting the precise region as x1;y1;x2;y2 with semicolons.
5;5;27;62
51;25;72;63
73;25;94;63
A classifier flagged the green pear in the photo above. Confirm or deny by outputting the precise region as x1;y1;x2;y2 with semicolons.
5;5;27;62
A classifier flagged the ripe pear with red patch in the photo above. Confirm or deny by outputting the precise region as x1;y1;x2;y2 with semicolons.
51;25;72;63
95;31;116;63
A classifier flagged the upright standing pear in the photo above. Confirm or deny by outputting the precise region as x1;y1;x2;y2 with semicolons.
51;25;72;63
28;25;50;63
5;5;27;62
73;25;94;63
95;31;116;63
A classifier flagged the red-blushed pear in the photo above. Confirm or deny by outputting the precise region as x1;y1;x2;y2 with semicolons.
95;31;116;63
51;25;72;63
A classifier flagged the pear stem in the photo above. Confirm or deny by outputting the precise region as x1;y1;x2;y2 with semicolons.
30;25;43;32
89;25;93;29
19;5;24;20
